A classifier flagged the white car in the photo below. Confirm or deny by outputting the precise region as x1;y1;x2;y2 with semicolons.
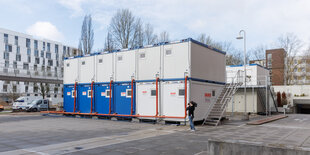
12;96;42;111
25;99;50;112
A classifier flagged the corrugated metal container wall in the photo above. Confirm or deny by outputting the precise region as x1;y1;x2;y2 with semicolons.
96;53;114;82
162;42;190;79
79;56;95;83
136;46;161;80
115;50;136;81
64;58;79;84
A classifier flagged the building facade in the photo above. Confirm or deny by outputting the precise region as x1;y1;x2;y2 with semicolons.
266;48;285;85
0;28;77;103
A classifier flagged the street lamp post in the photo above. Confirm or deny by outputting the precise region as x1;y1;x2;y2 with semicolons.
236;30;248;120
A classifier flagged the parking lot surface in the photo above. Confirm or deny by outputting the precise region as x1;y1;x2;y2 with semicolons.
0;114;310;154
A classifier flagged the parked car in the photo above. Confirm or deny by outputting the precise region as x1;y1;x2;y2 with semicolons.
25;99;50;112
12;96;42;111
0;105;4;111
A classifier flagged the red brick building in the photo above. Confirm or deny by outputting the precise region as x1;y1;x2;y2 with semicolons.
266;48;286;85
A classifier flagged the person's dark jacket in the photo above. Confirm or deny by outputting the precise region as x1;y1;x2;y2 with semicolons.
186;106;195;118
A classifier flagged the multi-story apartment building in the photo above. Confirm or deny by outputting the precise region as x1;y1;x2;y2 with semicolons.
0;28;78;103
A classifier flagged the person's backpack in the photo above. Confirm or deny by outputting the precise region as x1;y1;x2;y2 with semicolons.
192;101;197;107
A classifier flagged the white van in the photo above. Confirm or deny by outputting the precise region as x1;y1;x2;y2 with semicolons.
12;96;42;111
25;99;50;112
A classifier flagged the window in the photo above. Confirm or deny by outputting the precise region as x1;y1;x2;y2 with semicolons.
23;63;29;70
118;56;123;61
41;50;44;57
16;46;20;54
47;43;50;52
3;85;7;92
165;49;172;55
16;54;21;61
88;90;92;98
5;44;12;52
105;90;111;98
14;36;18;45
55;44;59;53
43;42;45;51
34;50;39;57
140;53;146;59
212;90;216;97
13;85;16;93
126;89;132;98
34;40;38;49
34;65;37;71
48;60;53;66
294;60;298;65
178;89;185;96
71;90;76;97
4;61;9;68
27;48;31;55
82;61;85;65
35;58;40;64
4;34;8;44
13;61;17;69
99;59;103;63
26;38;31;48
25;86;28;93
28;56;31;63
4;52;9;60
267;53;272;59
151;89;156;96
46;52;51;59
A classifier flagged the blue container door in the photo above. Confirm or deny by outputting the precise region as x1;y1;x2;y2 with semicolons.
95;84;113;114
77;84;92;113
64;85;75;112
115;83;135;115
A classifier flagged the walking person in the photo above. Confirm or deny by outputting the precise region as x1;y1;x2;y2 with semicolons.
186;101;196;131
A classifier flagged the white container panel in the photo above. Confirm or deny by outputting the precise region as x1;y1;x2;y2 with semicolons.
137;46;161;80
96;53;114;82
161;81;189;120
162;42;190;79
189;81;223;121
136;82;157;117
191;42;226;82
79;56;95;83
64;58;79;84
115;50;135;81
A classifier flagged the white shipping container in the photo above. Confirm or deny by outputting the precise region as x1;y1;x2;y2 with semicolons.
115;50;136;81
96;53;114;82
136;82;158;117
162;42;190;79
79;56;95;83
136;46;161;80
64;58;79;84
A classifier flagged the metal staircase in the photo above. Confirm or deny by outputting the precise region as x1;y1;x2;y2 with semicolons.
202;71;243;126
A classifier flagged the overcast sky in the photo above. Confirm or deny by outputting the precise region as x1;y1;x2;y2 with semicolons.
1;0;310;53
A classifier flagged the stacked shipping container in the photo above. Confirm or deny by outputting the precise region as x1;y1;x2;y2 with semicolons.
63;38;226;122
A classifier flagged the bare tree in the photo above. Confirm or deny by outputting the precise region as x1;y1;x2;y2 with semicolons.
79;14;94;55
109;9;137;48
132;18;144;47
250;44;267;60
5;83;20;103
104;32;115;51
38;83;50;99
277;33;303;85
159;31;169;42
144;23;157;45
